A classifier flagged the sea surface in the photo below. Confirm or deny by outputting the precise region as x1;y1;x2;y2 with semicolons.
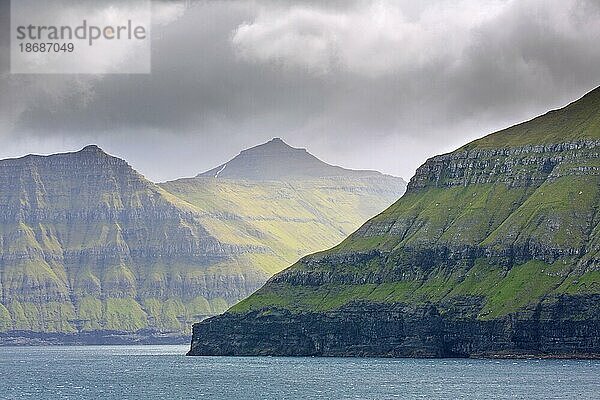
0;345;598;399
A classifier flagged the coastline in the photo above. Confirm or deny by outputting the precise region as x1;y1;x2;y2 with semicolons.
0;330;189;346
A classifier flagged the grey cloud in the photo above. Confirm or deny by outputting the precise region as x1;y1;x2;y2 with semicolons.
0;0;599;182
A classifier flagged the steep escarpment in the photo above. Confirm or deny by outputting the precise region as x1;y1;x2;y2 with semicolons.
0;140;405;342
189;87;600;357
0;145;266;339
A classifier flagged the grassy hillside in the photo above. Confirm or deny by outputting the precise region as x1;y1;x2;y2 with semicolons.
462;87;600;150
231;86;600;320
161;175;405;276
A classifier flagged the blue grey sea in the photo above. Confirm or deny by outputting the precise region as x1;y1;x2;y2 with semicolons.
0;345;598;399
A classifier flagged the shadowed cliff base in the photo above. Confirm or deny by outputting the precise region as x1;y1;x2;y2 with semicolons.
188;297;600;358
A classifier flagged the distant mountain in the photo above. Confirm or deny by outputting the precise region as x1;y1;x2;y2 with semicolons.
0;140;406;343
0;145;258;342
162;138;406;276
189;87;600;358
199;138;386;180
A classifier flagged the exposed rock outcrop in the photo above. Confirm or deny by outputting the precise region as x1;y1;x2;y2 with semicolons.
190;296;600;357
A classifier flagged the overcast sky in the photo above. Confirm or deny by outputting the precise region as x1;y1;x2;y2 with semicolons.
1;0;599;182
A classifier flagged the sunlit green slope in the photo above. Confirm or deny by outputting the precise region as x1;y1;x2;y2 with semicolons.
161;138;406;276
233;87;600;318
161;175;405;276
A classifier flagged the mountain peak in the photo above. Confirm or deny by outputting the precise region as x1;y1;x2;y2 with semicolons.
198;139;386;181
60;144;111;160
240;138;305;155
78;145;113;158
80;144;105;153
261;137;300;150
266;137;287;146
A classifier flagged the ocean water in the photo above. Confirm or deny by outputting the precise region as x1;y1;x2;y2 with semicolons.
0;345;598;399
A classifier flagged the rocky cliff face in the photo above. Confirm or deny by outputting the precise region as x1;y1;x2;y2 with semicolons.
191;296;600;357
189;87;600;357
0;145;265;337
0;141;405;341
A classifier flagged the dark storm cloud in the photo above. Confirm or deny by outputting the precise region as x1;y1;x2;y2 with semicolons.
0;0;599;182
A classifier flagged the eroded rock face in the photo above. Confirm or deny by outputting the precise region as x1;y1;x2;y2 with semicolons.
189;296;600;357
409;141;600;190
0;146;268;337
189;87;600;358
269;138;600;287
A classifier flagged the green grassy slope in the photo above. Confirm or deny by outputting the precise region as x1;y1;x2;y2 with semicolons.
161;175;406;276
462;87;600;150
233;86;600;320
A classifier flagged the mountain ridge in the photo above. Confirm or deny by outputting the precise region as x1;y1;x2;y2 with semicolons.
462;85;600;151
188;86;600;358
198;138;393;181
0;142;254;339
0;139;406;343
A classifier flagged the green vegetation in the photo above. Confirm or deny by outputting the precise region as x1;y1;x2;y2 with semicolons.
2;301;77;332
462;86;600;150
479;261;565;318
0;304;11;331
231;86;600;321
232;258;594;320
104;298;148;332
160;175;405;274
558;271;600;295
77;296;103;331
